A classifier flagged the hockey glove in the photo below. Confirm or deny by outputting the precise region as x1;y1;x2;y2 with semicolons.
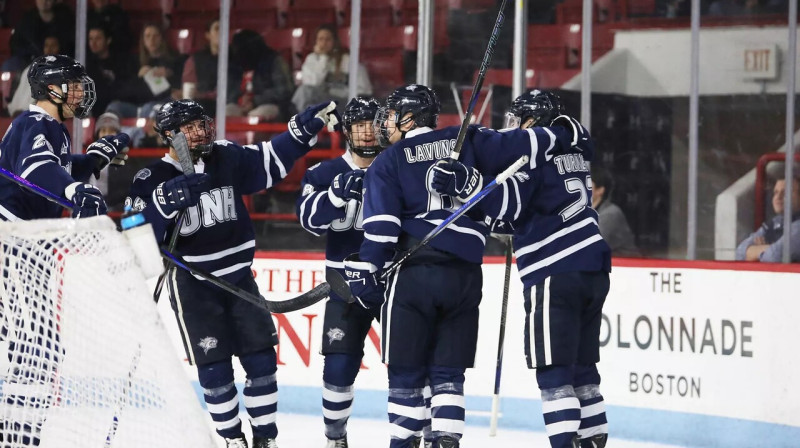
431;159;483;202
343;253;385;310
484;216;515;235
65;182;107;218
551;115;589;148
86;133;131;177
328;169;365;208
153;173;209;219
288;101;342;147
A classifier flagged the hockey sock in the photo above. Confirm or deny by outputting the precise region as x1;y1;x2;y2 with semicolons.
388;365;427;448
240;349;279;439
198;359;242;439
322;353;362;439
537;365;581;448
574;364;607;446
422;382;433;444
428;366;465;443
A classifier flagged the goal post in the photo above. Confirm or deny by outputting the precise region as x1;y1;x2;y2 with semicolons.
0;216;215;448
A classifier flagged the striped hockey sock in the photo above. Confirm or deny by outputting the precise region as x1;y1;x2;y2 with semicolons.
203;381;242;439
575;385;608;446
422;384;433;444
388;387;427;448
322;382;354;440
243;373;278;439
429;381;465;442
541;385;581;448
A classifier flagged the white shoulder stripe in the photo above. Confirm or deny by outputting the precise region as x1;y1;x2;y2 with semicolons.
525;128;539;170
363;214;401;226
261;141;273;188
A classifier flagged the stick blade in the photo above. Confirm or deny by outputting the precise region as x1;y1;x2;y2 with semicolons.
325;268;356;303
266;282;331;313
170;131;195;174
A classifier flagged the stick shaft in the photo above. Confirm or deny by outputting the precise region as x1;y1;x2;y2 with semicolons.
489;237;513;436
0;167;73;210
450;0;509;161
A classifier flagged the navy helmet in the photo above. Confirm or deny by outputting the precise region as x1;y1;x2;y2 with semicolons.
375;84;440;147
28;55;96;119
154;100;216;160
342;97;382;158
505;89;564;129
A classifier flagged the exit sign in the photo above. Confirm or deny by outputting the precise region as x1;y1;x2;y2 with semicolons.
741;44;779;80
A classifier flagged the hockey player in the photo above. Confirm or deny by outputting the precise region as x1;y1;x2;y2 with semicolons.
126;99;340;448
430;90;611;448
0;54;129;447
296;97;382;448
340;84;580;448
0;54;129;221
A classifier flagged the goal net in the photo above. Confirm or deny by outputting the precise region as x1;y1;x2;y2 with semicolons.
0;217;215;448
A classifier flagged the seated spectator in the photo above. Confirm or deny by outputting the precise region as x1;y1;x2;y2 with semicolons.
291;24;372;113
3;0;74;72
86;23;134;117
126;108;168;148
181;20;238;118
227;29;295;121
88;0;133;54
708;0;769;15
93;112;122;196
7;35;60;117
736;176;800;262
591;166;640;257
106;23;184;118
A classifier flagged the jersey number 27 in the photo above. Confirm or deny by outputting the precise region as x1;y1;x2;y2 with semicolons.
559;175;592;222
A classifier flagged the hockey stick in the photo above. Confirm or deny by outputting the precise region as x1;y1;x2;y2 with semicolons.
0;166;329;313
489;236;513;436
450;0;509;161
160;247;332;313
0;166;74;210
326;154;528;301
104;343;142;447
152;131;194;302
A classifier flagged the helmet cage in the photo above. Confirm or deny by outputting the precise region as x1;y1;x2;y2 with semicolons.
180;117;216;160
58;75;96;119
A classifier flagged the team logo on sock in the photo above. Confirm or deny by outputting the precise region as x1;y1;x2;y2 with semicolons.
197;336;218;355
326;327;345;344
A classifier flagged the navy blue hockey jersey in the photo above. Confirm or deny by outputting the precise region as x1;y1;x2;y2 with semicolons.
127;131;309;283
359;125;576;271
296;151;366;301
477;126;612;288
0;105;96;220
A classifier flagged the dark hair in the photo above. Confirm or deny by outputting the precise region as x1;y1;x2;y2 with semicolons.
205;19;218;33
230;29;269;70
591;165;614;201
88;23;111;39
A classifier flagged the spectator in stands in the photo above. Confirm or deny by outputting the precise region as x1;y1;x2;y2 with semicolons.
86;23;134;117
3;0;74;72
7;35;60;117
736;176;800;262
592;166;641;257
106;23;184;119
88;0;133;54
127;108;168;148
657;0;691;17
292;24;372;114
181;20;238;118
93;111;122;196
228;29;295;121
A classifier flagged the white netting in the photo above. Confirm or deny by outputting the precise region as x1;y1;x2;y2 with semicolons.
0;217;215;448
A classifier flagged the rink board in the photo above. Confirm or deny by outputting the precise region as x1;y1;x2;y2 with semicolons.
157;253;800;447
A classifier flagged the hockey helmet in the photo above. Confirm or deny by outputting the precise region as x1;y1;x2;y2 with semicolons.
374;84;440;147
504;90;564;129
342;97;382;158
28;55;96;119
154;100;216;161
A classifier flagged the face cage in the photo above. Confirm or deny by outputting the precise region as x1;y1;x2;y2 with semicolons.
504;112;521;129
346;122;382;158
61;75;97;119
373;107;394;148
180;117;216;160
